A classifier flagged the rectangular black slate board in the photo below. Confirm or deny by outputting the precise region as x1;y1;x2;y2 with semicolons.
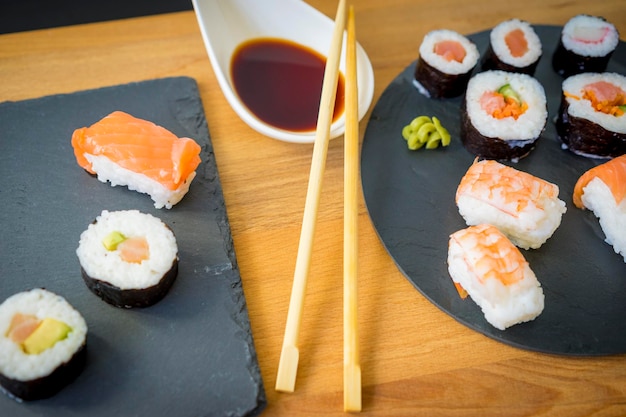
0;77;267;416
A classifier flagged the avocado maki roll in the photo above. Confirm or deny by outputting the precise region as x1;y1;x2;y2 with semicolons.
0;289;87;401
76;210;179;308
461;70;547;161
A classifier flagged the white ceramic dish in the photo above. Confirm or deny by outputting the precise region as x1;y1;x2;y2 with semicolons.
192;0;375;143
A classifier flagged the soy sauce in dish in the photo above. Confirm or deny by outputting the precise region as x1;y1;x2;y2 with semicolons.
231;38;345;132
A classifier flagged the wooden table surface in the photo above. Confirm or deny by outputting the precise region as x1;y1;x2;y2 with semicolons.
2;1;625;415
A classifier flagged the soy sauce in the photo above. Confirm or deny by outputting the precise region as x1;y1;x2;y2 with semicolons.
230;38;345;132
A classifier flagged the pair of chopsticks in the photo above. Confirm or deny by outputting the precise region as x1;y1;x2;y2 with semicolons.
275;0;361;412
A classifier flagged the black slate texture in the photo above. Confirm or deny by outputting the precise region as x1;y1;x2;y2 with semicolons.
0;77;266;416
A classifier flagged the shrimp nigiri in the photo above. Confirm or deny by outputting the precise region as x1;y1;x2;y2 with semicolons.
447;223;545;330
456;159;566;249
71;111;202;209
573;155;626;262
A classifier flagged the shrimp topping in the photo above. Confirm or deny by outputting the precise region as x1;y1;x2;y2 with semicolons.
450;224;527;286
456;159;559;217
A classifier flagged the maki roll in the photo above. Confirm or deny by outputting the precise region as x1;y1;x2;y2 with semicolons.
456;159;567;250
556;72;626;158
447;224;545;330
0;289;87;401
413;29;479;98
461;70;547;161
573;155;626;262
76;210;179;308
481;19;542;75
552;15;619;77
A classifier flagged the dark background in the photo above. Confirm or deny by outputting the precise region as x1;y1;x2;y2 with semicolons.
0;0;193;34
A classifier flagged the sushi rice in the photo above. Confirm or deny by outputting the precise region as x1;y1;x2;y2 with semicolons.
86;154;196;210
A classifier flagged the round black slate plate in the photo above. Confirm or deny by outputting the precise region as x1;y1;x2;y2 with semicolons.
361;25;626;355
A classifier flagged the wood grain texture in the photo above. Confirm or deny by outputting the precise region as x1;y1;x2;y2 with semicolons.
1;1;625;415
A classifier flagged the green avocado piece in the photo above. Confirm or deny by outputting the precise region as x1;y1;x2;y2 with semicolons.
22;318;72;355
497;84;522;105
102;231;127;251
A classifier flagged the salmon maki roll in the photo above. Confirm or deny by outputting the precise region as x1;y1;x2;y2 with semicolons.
447;224;545;330
573;155;626;262
556;72;626;159
456;159;566;249
71;111;202;209
413;29;480;98
481;19;543;75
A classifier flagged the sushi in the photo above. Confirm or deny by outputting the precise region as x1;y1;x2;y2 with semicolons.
555;72;626;158
0;289;87;401
71;111;202;209
413;29;480;98
456;159;566;250
481;19;542;75
461;70;547;161
552;15;620;78
447;224;545;330
76;210;179;308
573;155;626;262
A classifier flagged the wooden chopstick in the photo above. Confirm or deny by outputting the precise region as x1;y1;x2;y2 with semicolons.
343;5;361;412
275;0;347;394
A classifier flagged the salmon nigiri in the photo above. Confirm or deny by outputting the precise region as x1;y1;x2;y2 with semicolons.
573;155;626;262
71;111;201;209
447;223;545;330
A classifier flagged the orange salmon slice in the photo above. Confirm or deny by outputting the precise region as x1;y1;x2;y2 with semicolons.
434;40;466;63
71;111;201;191
118;236;150;264
6;313;41;344
505;28;529;57
573;155;626;208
